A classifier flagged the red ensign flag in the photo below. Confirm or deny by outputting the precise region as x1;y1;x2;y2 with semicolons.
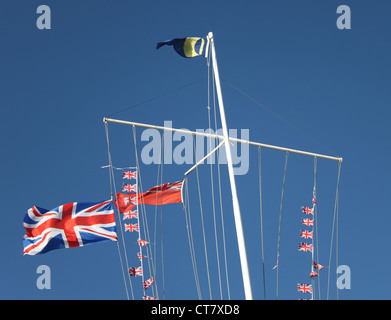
116;180;183;213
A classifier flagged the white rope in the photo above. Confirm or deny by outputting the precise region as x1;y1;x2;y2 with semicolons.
104;122;133;300
207;59;223;299
258;147;267;300
193;134;213;300
313;157;321;300
183;177;202;299
327;161;342;300
159;132;165;300
311;157;317;300
335;162;341;300
275;151;289;300
152;131;164;300
131;125;158;299
221;78;339;157
211;66;231;300
133;149;146;299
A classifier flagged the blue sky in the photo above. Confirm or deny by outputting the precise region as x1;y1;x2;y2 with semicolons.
1;0;390;300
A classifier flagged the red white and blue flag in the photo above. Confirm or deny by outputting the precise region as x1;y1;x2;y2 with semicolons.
301;206;314;215
122;183;137;193
298;242;313;252
302;218;314;227
125;223;139;232
297;283;312;293
123;209;138;220
122;170;137;180
143;277;155;290
138;251;148;260
23;200;117;255
313;262;325;270
300;230;314;239
129;266;143;277
138;238;149;247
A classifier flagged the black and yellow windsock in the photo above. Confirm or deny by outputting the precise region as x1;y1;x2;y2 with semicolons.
156;37;205;58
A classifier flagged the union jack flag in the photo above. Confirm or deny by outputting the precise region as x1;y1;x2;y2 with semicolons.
302;218;314;226
23;200;117;255
301;206;314;215
122;196;138;206
129;266;143;277
298;242;313;252
122;183;137;193
138;238;149;247
125;223;139;232
313;262;325;270
300;230;314;239
138;251;148;260
297;283;312;293
312;195;317;205
122;170;137;180
143;277;155;290
143;295;156;300
309;271;318;278
123;209;138;220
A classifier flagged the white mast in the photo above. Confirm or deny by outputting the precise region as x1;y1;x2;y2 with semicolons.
207;32;253;300
103;32;343;300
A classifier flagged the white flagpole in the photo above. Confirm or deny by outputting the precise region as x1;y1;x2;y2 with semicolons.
207;32;253;300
